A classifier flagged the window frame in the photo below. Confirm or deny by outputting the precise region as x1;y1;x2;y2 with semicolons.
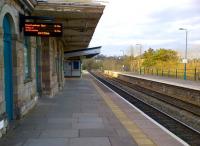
73;61;80;70
24;36;32;82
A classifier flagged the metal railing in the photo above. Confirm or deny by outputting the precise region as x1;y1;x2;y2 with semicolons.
134;67;200;81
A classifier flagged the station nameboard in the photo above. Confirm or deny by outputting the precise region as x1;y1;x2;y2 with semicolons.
24;22;62;37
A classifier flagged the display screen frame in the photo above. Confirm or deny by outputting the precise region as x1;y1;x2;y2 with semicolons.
24;22;63;37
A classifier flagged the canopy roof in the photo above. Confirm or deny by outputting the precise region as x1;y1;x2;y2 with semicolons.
64;46;101;60
32;1;105;52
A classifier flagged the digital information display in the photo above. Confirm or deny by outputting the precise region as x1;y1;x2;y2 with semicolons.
24;22;62;37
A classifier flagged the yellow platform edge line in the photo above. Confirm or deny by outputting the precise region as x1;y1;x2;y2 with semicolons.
91;79;157;146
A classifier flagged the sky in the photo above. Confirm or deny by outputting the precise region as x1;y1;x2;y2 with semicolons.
89;0;200;58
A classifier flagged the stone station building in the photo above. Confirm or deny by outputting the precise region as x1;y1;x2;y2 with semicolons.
0;0;104;137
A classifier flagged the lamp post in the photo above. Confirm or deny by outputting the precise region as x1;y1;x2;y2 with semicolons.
120;50;125;71
136;44;142;57
130;46;134;72
120;50;125;57
136;44;142;73
179;28;188;80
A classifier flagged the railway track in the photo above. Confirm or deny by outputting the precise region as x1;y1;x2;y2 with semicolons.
95;72;200;130
90;71;200;146
106;74;200;117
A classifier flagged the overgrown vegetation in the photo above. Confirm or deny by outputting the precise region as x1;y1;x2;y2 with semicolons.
82;48;200;80
142;48;180;68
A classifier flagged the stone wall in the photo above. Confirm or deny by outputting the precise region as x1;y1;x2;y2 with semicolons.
120;74;200;107
0;1;38;137
104;71;200;107
16;37;38;117
50;38;59;96
41;38;51;95
58;41;65;89
0;0;65;138
41;37;64;97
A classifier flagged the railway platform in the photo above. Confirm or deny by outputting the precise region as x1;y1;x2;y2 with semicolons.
120;72;200;91
0;72;187;146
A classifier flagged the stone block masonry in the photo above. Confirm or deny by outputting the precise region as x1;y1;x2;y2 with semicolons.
0;0;65;138
117;74;200;107
104;71;200;107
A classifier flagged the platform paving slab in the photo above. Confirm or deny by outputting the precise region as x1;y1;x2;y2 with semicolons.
79;129;117;137
24;138;69;146
69;137;111;146
121;72;200;91
0;76;137;146
40;129;79;138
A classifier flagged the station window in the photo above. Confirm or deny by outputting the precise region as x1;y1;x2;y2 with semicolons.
24;37;31;80
52;40;56;75
73;61;79;69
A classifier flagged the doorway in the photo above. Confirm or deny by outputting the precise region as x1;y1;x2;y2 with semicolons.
36;37;42;95
3;15;13;121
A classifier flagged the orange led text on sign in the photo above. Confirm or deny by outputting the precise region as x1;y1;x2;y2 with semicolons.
24;22;62;37
38;32;50;36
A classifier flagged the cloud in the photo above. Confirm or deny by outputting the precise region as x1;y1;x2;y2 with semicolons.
90;0;200;57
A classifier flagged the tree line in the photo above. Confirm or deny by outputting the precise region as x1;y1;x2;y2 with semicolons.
82;48;200;72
